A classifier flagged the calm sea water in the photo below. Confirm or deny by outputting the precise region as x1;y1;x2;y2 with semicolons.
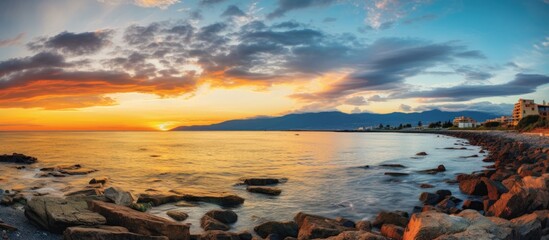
0;131;485;233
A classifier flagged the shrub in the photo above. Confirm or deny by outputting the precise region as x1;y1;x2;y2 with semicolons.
516;115;540;130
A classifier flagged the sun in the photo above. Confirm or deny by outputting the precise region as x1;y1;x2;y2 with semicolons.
156;122;179;131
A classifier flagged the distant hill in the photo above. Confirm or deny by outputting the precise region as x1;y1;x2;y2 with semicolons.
172;110;499;131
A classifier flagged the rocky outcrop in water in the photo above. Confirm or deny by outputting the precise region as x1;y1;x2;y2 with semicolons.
246;186;282;196
63;225;168;240
138;189;244;207
0;153;37;164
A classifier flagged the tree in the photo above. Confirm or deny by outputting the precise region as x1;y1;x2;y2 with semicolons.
398;124;403;130
484;122;501;128
516;115;541;130
378;123;383;129
442;120;453;128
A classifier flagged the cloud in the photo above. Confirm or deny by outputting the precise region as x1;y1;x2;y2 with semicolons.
0;52;67;78
28;30;114;55
199;0;227;5
394;73;549;101
98;0;179;9
221;5;246;17
413;101;514;115
365;0;431;29
0;33;25;47
368;95;387;102
343;96;368;106
272;21;302;29
399;104;412;112
267;0;337;19
454;66;492;81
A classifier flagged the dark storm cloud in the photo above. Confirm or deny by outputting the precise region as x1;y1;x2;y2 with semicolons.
0;52;67;78
267;0;337;19
221;5;246;17
28;31;113;55
394;73;549;101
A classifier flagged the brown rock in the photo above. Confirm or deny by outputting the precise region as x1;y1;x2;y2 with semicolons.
253;221;298;238
0;153;37;164
380;224;403;240
88;200;189;240
200;230;240;240
416;152;428;156
63;226;168;240
167;210;188;221
355;220;372;231
246;186;282;196
243;178;280;186
326;231;388;240
201;215;230;231
372;211;409;228
89;177;109;185
294;212;353;240
510;213;542;240
139;189;244;207
104;187;137;206
205;210;238;224
459;177;487;196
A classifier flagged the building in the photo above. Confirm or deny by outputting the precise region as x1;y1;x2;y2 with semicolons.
453;116;478;128
512;99;548;126
485;116;513;126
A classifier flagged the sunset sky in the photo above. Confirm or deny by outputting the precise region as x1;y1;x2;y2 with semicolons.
1;0;548;130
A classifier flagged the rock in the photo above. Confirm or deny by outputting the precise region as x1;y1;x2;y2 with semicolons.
416;152;428;156
434;210;514;240
355;220;372;231
254;221;298;238
372;211;409;228
462;200;484;211
201;215;230;231
420;184;434;188
436;198;457;210
246;186;282;196
89;177;108;185
436;190;452;199
335;217;355;228
482;177;508;200
403;211;469;240
384;172;409;177
238;231;253;240
380;224;403;240
104;187;137;206
139;189;244;207
510;213;542;240
326;231;387;240
88;200;189;240
459;178;487;196
63;226;168;240
65;188;103;197
167;210;189;221
419;165;446;174
0;222;17;232
175;201;199;207
0;196;13;205
380;164;406;168
419;192;440;205
40;164;97;176
460;155;479;158
243;178;280;186
200;230;240;240
24;196;106;233
0;153;37;164
487;177;548;219
294;212;353;239
205;210;238;224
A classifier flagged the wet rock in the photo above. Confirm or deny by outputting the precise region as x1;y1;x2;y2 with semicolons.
25;196;106;233
266;234;283;240
434;210;514;240
384;172;409;177
205;210;238;224
201;215;230;231
88;200;189;239
253;221;298;239
89;177;108;185
243;178;280;186
380;164;406;168
418;165;446;174
436;198;457;210
0;153;37;164
420;184;434;188
238;231;253;240
0;222;17;232
175;201;199;207
436;190;452;199
419;192;440;205
63;226;168;240
246;186;282;196
326;231;387;240
380;224;403;240
416;152;428;156
139;189;244;207
65;188;103;197
167;210;188;221
460;154;479;158
355;220;372;231
372;211;409;228
462;200;484;211
459;177;487;196
200;230;240;240
104;186;137;206
510;213;542;240
294;212;353;239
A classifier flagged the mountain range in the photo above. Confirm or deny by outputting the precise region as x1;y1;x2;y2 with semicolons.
172;110;499;131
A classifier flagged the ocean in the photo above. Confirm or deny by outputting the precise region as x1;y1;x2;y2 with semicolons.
0;131;485;233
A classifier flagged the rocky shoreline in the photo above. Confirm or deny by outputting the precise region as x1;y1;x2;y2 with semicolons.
1;131;548;240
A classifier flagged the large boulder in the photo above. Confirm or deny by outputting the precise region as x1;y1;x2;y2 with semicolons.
201;215;230;231
459;178;487;196
254;221;298;239
104;187;137;206
294;212;353;240
200;230;241;240
139;189;244;207
63;226;169;240
88;200;189;240
380;224;403;240
487;175;549;219
24;196;106;233
325;231;388;240
510;213;542;240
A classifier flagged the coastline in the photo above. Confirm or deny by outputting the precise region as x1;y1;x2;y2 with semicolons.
1;130;548;240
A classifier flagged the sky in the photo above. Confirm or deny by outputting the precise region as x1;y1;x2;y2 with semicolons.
0;0;548;131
